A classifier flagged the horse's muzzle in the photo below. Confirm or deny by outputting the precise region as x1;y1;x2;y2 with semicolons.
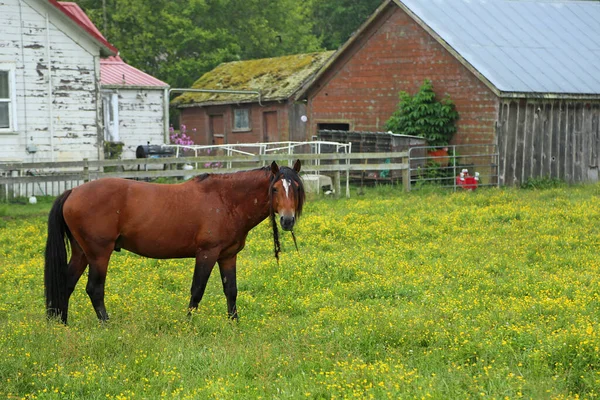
280;215;295;231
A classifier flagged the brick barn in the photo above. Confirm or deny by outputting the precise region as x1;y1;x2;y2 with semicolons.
297;0;600;185
173;52;334;146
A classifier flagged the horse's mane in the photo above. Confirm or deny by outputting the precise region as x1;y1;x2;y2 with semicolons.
192;166;270;183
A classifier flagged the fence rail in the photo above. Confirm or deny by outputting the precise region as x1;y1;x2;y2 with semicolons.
0;143;500;202
0;151;410;201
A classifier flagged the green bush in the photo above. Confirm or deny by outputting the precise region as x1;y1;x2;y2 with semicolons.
385;79;459;146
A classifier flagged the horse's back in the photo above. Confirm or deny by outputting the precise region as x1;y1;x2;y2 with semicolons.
62;178;215;258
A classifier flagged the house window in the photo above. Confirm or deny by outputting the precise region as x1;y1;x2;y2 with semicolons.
233;109;250;131
0;64;17;133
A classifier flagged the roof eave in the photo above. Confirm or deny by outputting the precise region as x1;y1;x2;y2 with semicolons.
498;91;600;101
49;0;118;56
101;84;169;90
392;0;503;98
174;96;288;109
296;0;395;100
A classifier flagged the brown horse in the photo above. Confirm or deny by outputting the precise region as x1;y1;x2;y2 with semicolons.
44;160;305;324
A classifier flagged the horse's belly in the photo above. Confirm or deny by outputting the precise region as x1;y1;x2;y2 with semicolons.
120;236;196;259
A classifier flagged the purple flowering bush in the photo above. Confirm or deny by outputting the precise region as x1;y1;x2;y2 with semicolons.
169;124;194;146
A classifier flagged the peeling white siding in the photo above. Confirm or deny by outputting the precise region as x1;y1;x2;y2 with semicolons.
0;0;101;163
114;89;166;159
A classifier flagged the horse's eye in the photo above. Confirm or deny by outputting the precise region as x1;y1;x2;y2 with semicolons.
272;188;278;193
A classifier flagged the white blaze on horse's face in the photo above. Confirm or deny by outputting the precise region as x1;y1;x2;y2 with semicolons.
282;179;291;199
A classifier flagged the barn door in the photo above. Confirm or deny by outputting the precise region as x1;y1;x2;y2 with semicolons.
263;111;278;142
209;114;224;145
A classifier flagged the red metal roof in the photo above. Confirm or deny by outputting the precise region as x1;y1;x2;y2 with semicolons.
57;2;168;88
100;56;168;88
52;1;117;56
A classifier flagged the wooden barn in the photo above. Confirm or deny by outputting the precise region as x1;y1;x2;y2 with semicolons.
0;0;169;164
172;51;334;146
297;0;600;185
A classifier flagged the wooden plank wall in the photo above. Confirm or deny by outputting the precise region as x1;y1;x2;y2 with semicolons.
0;0;102;162
497;99;600;185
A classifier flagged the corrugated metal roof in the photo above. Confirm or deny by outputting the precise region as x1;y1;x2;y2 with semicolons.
58;2;168;88
101;57;168;88
397;0;600;95
173;51;335;107
54;1;117;56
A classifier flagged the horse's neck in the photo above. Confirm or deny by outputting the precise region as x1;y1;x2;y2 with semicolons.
228;170;273;229
195;169;272;228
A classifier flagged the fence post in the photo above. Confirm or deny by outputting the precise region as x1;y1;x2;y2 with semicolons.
346;162;350;199
333;158;341;198
83;158;90;183
453;145;457;192
402;155;411;192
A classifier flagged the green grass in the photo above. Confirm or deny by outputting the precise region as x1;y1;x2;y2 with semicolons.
1;184;600;399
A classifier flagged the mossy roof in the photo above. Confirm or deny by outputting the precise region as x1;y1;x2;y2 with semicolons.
173;51;335;107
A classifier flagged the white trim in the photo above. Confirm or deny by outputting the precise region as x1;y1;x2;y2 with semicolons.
111;92;119;142
0;63;18;134
101;90;120;142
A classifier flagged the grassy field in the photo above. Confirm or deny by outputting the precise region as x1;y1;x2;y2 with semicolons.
1;184;600;399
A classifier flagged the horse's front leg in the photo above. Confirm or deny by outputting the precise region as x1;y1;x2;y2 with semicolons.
218;255;238;320
188;249;219;315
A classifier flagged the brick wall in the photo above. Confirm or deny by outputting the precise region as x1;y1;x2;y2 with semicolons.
180;102;290;145
306;4;499;145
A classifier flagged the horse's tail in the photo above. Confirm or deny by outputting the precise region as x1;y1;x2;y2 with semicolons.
44;190;72;323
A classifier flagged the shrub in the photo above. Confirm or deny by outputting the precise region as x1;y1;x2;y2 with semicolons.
385;80;459;146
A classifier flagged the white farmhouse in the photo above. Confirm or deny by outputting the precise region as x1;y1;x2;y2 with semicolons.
0;0;169;164
61;2;169;160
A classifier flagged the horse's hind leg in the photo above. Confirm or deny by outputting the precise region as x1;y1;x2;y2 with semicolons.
85;250;113;322
188;249;219;315
63;239;89;322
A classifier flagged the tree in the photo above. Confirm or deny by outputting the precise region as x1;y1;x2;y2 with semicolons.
309;0;382;49
385;80;459;147
74;0;322;88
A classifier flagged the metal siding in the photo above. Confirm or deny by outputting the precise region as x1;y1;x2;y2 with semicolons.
399;0;600;95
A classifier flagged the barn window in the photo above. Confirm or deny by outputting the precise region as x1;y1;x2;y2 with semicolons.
0;64;17;133
318;123;350;131
233;109;250;131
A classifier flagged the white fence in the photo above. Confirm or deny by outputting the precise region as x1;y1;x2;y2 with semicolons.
0;141;501;202
0;149;410;201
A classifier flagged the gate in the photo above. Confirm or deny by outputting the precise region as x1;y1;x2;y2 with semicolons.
407;144;499;191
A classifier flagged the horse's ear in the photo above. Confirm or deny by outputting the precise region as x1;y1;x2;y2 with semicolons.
293;159;301;173
270;161;279;175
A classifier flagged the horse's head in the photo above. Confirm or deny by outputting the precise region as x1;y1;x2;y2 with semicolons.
269;160;304;232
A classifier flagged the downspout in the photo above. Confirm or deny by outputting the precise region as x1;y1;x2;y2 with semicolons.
94;56;103;161
165;88;263;142
45;12;55;161
163;87;169;143
17;0;27;139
